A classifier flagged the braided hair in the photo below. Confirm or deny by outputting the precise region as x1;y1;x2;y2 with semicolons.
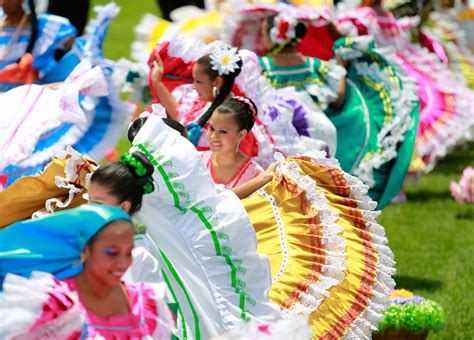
196;53;243;127
25;0;38;55
215;96;258;132
265;14;307;55
90;151;154;215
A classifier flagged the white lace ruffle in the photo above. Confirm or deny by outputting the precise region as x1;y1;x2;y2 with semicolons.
0;272;83;338
134;116;280;337
272;152;347;318
335;36;419;188
0;60;107;170
274;151;396;337
32;146;94;219
341;172;396;339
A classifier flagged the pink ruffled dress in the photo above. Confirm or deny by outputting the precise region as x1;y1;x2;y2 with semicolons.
200;150;263;189
0;272;174;339
63;278;173;339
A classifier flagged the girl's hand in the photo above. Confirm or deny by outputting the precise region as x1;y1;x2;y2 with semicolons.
151;54;164;83
261;161;279;183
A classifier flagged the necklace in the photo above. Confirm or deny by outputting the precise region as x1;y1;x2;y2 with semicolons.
0;13;29;60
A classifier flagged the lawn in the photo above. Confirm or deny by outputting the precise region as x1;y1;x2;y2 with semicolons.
91;1;474;338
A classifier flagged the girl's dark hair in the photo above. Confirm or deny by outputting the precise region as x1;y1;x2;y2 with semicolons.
128;117;188;142
25;0;39;55
195;53;243;127
216;97;257;132
162;117;188;138
90;151;154;215
265;15;307;55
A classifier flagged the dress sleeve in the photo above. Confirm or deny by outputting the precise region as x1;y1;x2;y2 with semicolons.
0;272;83;338
141;282;175;339
32;14;78;76
310;58;346;104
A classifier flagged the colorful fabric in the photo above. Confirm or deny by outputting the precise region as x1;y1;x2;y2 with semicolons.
329;37;419;209
0;60;106;175
0;148;97;228
259;36;418;208
0;4;134;188
338;6;474;172
0;13;77;91
64;277;174;338
200;150;263;189
221;3;332;57
421;9;474;89
142;29;329;168
241;152;396;338
131;115;280;339
0;204;130;286
258;55;340;156
0;272;174;339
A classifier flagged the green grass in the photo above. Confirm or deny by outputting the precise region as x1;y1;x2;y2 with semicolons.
92;0;158;60
379;143;474;339
90;2;474;338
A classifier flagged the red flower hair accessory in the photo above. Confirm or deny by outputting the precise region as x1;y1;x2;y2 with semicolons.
269;12;298;45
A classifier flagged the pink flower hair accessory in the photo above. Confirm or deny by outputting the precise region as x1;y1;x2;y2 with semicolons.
233;96;257;118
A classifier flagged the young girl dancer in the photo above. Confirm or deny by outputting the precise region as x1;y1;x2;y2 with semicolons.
0;204;174;338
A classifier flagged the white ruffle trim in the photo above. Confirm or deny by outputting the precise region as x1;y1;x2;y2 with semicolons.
134;116;280;333
154;29;320;168
400;44;474;171
0;60;106;170
278;151;396;337
337;7;474;173
271;152;347;318
0;272;83;339
213;316;312;340
337;39;419;188
8;4;130;169
131;13;161;63
341;174;396;339
31;146;93;219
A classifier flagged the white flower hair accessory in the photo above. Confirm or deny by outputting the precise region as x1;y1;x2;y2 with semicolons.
209;44;241;76
269;12;299;46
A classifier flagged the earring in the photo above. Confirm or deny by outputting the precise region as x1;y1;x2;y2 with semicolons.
212;86;220;98
72;253;86;267
235;140;241;154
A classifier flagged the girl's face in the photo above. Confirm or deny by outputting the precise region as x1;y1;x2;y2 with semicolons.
88;181;132;214
192;63;218;102
82;220;134;288
208;110;247;155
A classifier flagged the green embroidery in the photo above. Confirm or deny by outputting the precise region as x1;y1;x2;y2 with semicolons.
136;143;253;319
160;251;197;340
217;232;230;241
